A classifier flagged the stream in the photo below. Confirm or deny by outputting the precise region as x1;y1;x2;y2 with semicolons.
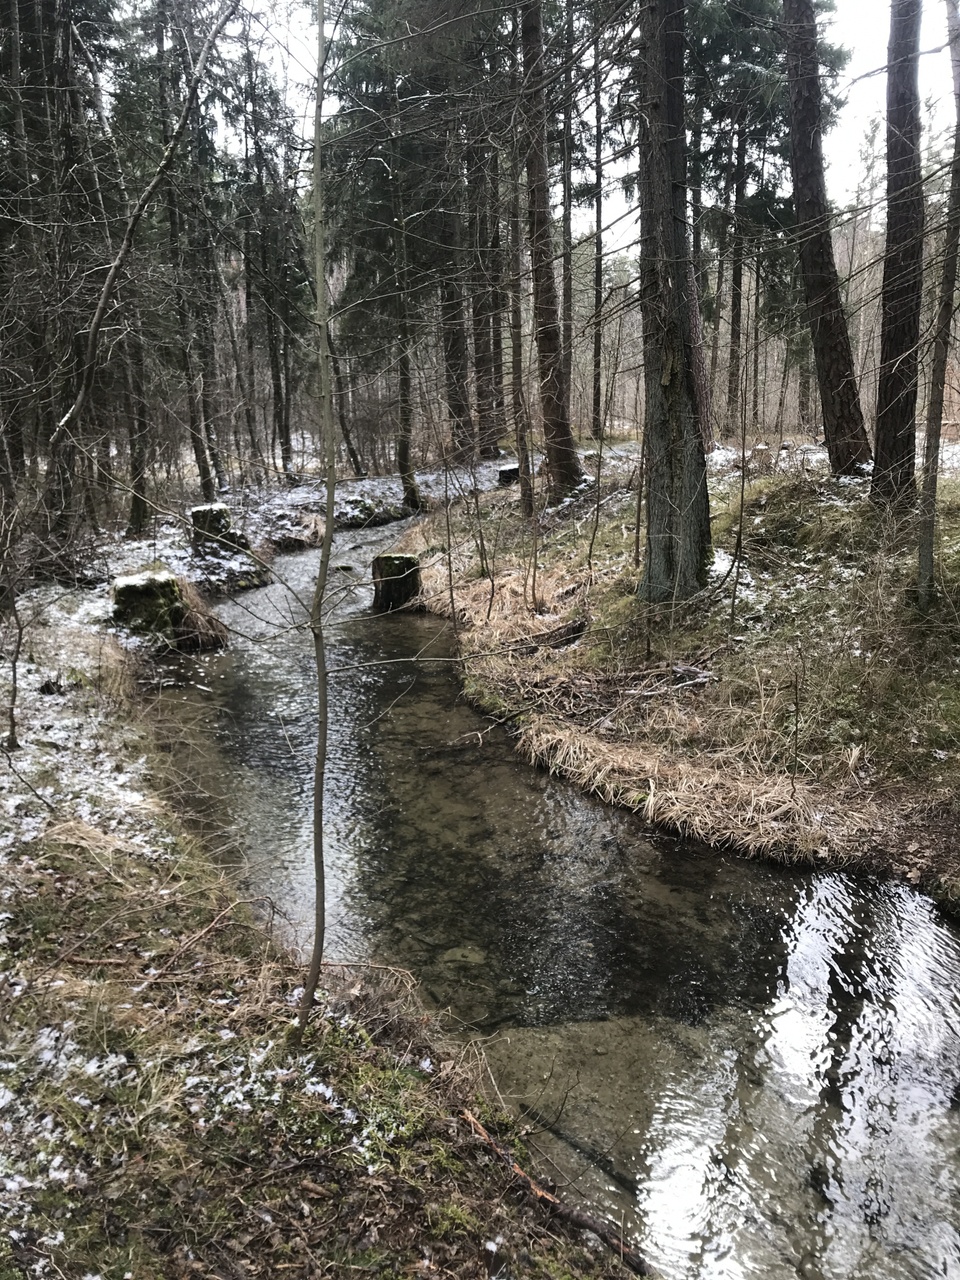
157;524;960;1280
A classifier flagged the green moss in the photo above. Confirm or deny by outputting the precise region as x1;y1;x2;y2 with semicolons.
426;1199;483;1239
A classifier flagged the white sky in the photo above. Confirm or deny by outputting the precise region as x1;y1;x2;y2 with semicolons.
823;0;954;203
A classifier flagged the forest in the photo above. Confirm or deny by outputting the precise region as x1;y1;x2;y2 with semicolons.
6;0;960;1276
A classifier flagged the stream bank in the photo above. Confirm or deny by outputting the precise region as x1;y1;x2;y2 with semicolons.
0;474;636;1280
396;462;960;904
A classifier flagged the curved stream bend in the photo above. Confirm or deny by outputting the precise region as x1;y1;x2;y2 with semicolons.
159;526;960;1280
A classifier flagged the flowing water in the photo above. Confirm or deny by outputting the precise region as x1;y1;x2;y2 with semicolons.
158;526;960;1280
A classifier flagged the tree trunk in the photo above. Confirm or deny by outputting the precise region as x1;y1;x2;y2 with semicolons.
488;148;507;446
751;255;762;435
872;0;924;505
638;0;710;604
592;27;604;442
4;0;32;485
44;0;79;531
328;332;364;477
725;127;747;435
468;143;499;457
561;0;574;435
783;0;872;474
441;155;475;459
509;73;535;519
296;0;338;1041
521;0;583;502
157;0;215;501
918;0;960;607
73;21;153;532
708;138;735;396
689;260;714;452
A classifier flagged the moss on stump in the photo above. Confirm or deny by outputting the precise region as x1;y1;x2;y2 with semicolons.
191;503;251;554
372;554;421;612
112;571;227;651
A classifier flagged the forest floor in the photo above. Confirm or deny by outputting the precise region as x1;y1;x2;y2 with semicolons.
0;467;640;1280
8;440;960;1276
398;440;960;908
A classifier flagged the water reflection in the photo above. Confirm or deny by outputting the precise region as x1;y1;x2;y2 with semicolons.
157;529;960;1280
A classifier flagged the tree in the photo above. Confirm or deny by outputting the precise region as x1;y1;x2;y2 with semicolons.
872;0;924;506
637;0;710;603
521;0;583;502
918;0;960;607
296;0;338;1041
783;0;872;474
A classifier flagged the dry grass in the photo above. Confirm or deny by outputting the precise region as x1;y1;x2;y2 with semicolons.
397;474;960;889
174;576;230;650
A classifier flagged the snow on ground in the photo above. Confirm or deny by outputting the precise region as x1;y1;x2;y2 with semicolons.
0;538;428;1271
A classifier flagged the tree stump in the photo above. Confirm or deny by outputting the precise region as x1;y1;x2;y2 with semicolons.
498;465;520;487
112;570;183;636
372;554;421;612
191;503;250;553
112;571;227;651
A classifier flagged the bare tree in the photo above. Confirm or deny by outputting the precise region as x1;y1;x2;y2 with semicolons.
296;0;339;1042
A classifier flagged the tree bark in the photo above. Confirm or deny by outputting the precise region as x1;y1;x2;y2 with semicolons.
872;0;924;504
561;0;574;435
725;127;747;436
468;142;500;457
918;0;960;607
157;0;215;501
508;49;535;519
441;152;475;459
592;26;604;441
638;0;710;604
521;0;583;502
708;138;735;396
783;0;872;474
295;0;338;1042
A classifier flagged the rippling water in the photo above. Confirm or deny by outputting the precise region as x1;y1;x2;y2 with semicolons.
156;528;960;1279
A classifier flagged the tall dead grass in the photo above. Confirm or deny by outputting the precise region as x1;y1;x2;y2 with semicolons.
397;477;960;866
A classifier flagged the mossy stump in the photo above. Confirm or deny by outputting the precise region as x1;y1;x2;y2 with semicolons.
372;554;421;612
112;571;227;651
191;503;250;554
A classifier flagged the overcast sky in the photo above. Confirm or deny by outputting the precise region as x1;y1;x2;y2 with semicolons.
823;0;954;203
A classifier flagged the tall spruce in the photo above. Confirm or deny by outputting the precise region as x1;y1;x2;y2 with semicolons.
783;0;872;474
638;0;710;603
521;0;583;501
872;0;924;506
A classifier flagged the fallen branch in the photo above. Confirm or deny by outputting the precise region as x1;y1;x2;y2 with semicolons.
461;1109;654;1276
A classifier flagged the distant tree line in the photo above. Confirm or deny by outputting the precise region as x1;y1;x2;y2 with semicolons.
2;0;959;605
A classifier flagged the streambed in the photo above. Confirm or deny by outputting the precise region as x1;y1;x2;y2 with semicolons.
157;525;960;1280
